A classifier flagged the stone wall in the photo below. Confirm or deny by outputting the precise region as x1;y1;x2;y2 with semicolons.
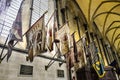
0;48;68;80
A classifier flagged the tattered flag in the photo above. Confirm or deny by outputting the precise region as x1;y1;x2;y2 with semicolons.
7;1;23;61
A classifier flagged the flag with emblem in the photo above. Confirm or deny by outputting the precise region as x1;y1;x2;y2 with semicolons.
26;11;47;62
89;42;105;78
60;33;69;55
46;10;57;52
55;23;70;56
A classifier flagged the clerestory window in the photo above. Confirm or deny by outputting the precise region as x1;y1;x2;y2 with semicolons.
0;0;48;38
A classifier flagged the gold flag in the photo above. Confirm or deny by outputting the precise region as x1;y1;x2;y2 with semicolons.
55;23;70;56
26;14;46;62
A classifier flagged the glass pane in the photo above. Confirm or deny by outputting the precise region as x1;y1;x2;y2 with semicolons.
0;0;23;38
31;0;48;26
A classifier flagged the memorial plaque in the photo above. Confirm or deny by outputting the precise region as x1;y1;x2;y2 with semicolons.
57;69;64;78
20;65;33;75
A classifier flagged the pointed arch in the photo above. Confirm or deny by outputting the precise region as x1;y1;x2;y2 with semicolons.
102;4;120;36
111;27;120;43
113;33;120;44
117;41;120;50
92;1;120;20
105;21;120;35
93;12;120;21
106;26;120;36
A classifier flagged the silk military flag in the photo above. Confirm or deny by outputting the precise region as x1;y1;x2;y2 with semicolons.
72;32;79;63
74;39;87;71
60;33;69;55
46;11;57;52
47;28;53;51
7;1;23;61
55;23;70;56
89;42;105;78
47;20;58;52
65;47;75;69
26;12;47;62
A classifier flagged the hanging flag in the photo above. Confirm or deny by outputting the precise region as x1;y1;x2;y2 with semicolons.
26;12;47;62
47;28;53;51
6;1;23;61
89;42;105;78
82;35;89;57
74;39;86;71
72;32;79;63
92;53;105;78
0;0;12;14
55;23;70;56
69;48;75;68
46;10;57;52
65;47;75;69
60;33;69;55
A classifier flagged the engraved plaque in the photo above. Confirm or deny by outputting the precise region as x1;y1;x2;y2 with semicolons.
57;69;64;78
20;65;33;75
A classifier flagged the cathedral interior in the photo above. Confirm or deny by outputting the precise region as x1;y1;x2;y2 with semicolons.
0;0;120;80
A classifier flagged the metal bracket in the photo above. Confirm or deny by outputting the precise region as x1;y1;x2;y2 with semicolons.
45;39;60;70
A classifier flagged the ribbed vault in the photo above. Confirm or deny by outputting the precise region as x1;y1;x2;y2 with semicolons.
76;0;120;56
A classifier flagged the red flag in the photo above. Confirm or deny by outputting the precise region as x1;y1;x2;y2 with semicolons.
6;1;23;62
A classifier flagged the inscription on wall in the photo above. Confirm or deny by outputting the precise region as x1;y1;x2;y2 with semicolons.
20;65;33;75
57;69;64;78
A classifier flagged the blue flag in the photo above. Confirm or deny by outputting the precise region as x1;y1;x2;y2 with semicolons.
89;42;105;78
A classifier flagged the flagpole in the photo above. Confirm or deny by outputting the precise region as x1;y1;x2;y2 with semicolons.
45;39;60;70
1;30;27;61
1;3;59;63
0;6;10;62
54;0;60;29
29;0;34;27
24;10;48;35
0;35;9;60
0;10;48;62
1;0;25;62
45;9;56;27
26;0;34;48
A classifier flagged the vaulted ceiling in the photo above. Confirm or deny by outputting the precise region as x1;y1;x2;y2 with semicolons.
76;0;120;56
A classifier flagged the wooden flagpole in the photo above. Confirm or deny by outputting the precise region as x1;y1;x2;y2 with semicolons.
0;35;9;62
45;9;56;27
24;10;48;35
0;5;10;61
